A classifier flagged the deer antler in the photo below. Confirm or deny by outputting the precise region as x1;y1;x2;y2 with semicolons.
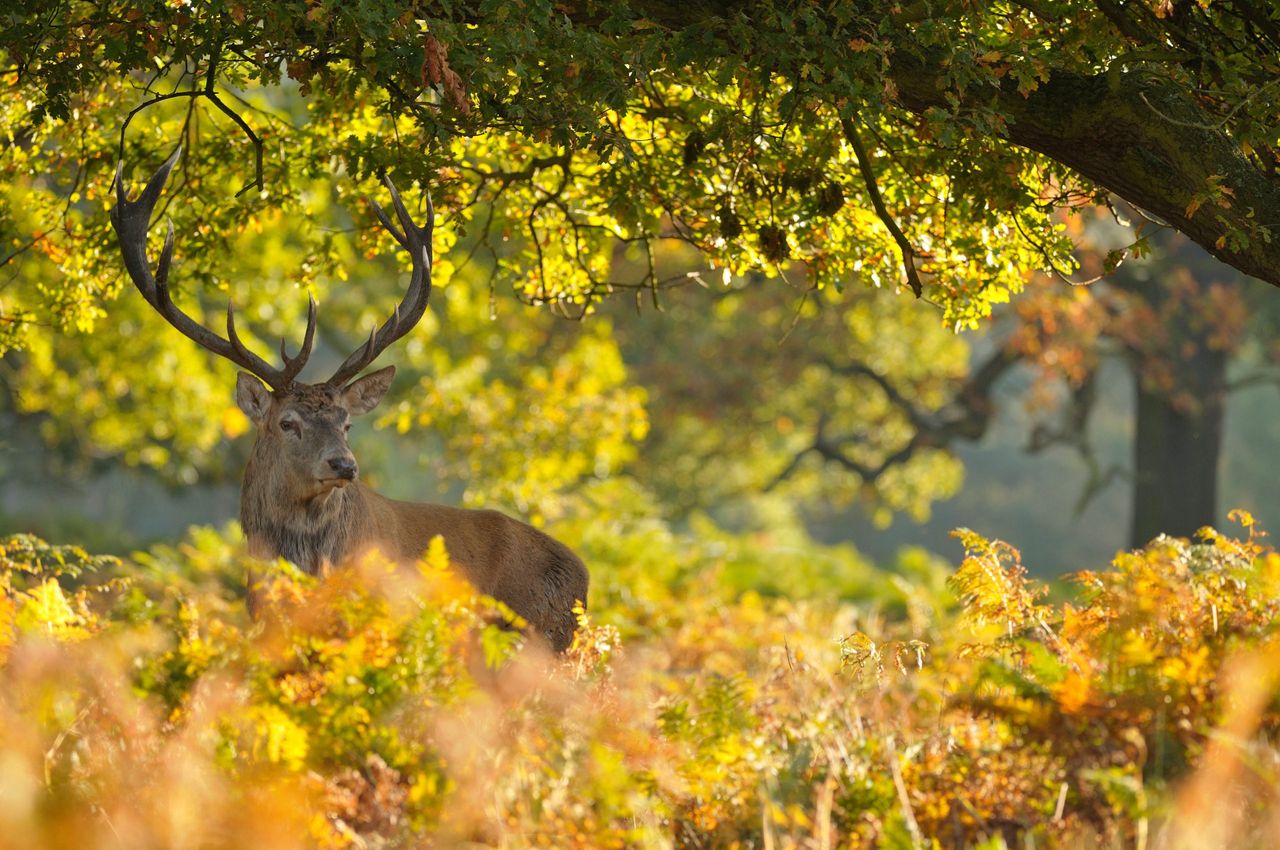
325;175;435;388
111;148;317;391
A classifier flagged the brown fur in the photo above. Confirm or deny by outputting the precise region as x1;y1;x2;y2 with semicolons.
237;370;588;652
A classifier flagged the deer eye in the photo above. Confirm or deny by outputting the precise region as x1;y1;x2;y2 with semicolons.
279;419;301;436
343;423;351;434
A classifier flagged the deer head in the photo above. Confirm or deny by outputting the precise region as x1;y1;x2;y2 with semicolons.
111;148;434;501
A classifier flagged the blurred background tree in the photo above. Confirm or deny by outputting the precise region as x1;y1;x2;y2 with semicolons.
1006;223;1280;548
605;227;1280;570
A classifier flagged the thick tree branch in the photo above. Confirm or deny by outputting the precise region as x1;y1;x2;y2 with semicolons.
617;1;1280;285
772;344;1021;489
811;436;915;484
889;56;1280;287
1025;370;1128;515
820;357;931;431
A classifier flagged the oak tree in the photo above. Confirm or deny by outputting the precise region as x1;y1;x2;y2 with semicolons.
3;0;1277;507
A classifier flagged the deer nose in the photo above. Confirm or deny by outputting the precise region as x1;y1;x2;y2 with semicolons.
328;456;358;480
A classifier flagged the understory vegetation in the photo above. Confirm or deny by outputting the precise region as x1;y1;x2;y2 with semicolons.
3;499;1278;849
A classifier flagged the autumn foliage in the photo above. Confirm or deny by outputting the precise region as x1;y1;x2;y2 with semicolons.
2;510;1279;849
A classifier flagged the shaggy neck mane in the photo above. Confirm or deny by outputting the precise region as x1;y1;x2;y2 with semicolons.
239;447;370;576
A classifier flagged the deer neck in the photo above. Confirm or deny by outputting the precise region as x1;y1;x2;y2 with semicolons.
239;456;371;576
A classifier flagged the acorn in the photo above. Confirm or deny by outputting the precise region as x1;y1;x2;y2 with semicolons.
718;204;743;240
816;182;846;216
682;130;706;167
758;225;789;263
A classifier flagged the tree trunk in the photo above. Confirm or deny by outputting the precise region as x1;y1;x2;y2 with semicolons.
1129;328;1228;549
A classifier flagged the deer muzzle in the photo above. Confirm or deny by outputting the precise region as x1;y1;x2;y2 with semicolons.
327;456;358;482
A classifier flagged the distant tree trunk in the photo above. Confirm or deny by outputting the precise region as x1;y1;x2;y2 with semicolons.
1123;229;1242;548
1129;354;1226;547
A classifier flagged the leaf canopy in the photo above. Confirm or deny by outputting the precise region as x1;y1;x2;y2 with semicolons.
3;0;1278;496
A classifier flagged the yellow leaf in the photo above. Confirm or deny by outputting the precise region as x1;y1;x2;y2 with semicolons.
421;534;450;575
0;595;15;662
1229;508;1255;528
1060;602;1085;641
15;579;91;641
1056;670;1093;713
222;406;250;438
246;705;309;769
1121;630;1155;665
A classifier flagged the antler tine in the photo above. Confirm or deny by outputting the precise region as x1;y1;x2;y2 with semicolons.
326;176;435;388
155;218;176;290
111;147;183;303
111;149;317;391
386;173;435;247
370;197;407;250
224;301;264;367
277;294;318;385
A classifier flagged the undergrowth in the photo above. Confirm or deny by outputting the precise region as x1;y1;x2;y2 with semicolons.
2;511;1279;849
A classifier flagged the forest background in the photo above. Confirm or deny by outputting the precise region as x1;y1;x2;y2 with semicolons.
4;1;1280;848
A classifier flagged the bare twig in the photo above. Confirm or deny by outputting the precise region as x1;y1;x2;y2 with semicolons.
116;90;202;166
1138;79;1280;132
116;47;263;196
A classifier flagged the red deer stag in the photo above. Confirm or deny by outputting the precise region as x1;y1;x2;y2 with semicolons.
110;149;588;652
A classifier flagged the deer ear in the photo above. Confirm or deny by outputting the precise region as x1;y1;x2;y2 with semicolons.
342;365;395;416
235;372;272;425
